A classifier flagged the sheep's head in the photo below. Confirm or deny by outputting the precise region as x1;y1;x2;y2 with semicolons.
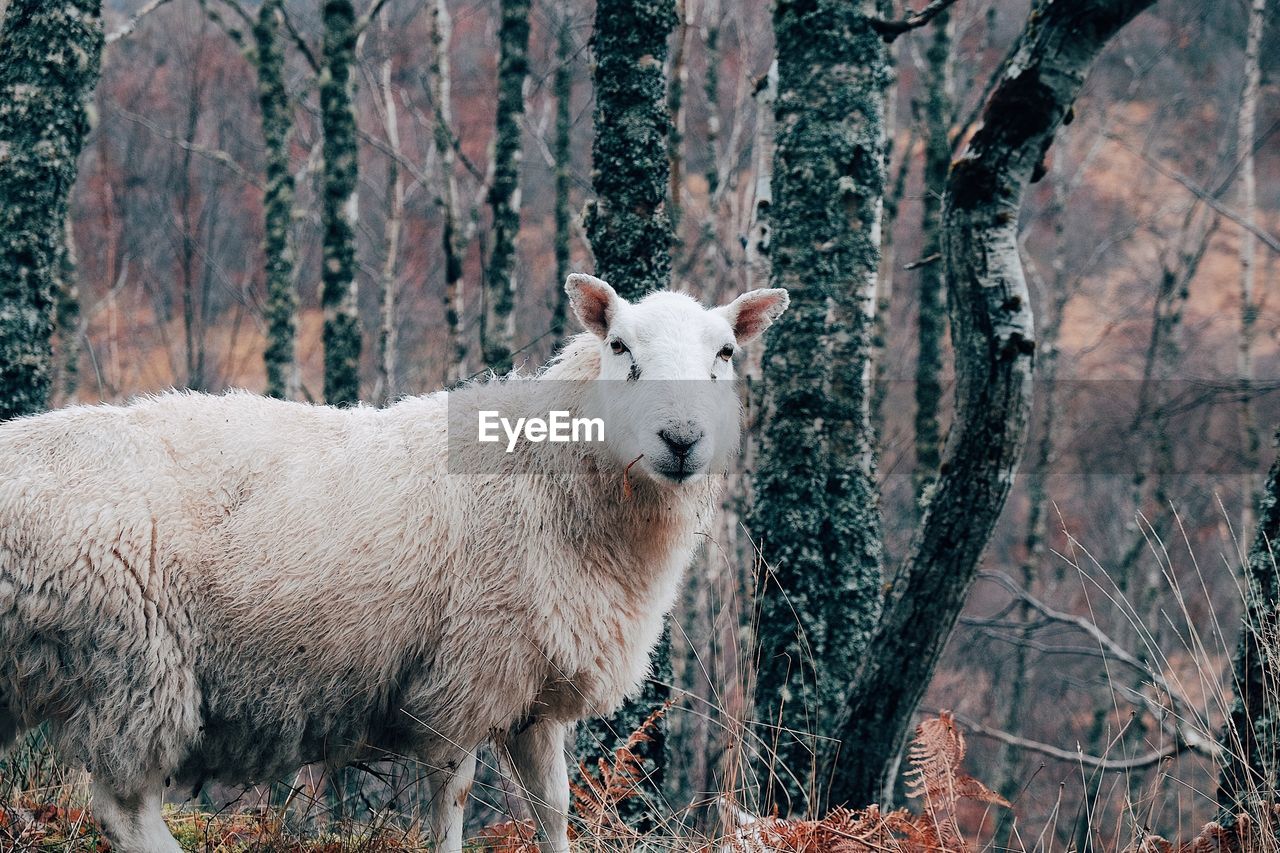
567;273;789;487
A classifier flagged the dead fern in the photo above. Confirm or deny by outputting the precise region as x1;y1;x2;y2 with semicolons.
724;712;1009;853
571;701;671;839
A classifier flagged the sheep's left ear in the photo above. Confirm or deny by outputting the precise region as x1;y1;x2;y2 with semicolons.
716;288;790;344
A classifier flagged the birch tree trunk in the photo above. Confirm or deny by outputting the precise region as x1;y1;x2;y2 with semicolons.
320;0;362;405
830;0;1157;808
749;0;888;816
1237;0;1265;538
481;0;530;373
376;42;403;404
577;0;677;825
257;0;298;400
0;0;103;420
1220;2;1272;813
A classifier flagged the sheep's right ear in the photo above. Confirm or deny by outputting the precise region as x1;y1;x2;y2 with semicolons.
566;273;621;338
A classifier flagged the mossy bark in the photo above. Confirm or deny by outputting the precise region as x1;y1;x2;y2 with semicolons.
481;0;530;373
912;10;952;514
582;0;676;301
549;4;573;341
748;0;888;816
576;0;676;826
257;0;298;400
0;0;102;420
1219;429;1280;817
831;0;1156;808
320;0;361;406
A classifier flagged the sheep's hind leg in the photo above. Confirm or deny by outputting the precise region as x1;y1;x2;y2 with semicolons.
427;750;476;853
503;720;570;853
90;776;180;853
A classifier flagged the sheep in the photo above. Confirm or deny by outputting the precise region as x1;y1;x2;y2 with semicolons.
0;273;788;853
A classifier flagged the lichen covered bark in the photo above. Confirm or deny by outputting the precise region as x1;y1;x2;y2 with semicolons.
749;0;888;816
0;0;102;420
320;0;361;405
582;0;676;300
913;10;952;513
549;5;573;341
257;0;297;400
481;0;531;373
832;0;1156;808
576;0;676;823
1219;432;1280;817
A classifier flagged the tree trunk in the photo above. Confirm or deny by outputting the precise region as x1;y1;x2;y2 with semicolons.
258;0;298;400
1219;429;1280;818
912;9;952;515
576;0;677;826
481;0;530;374
431;0;468;383
51;214;81;405
1237;0;1265;538
0;0;103;420
320;0;361;406
582;0;676;300
749;0;888;816
549;2;573;341
376;40;403;404
830;0;1157;808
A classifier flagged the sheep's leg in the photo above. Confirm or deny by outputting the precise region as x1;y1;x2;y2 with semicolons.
90;775;180;853
504;720;571;853
427;750;475;853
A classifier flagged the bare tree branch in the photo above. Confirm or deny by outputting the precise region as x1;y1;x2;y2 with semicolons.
869;0;963;42
1106;133;1280;255
278;3;321;74
950;711;1197;771
105;0;176;45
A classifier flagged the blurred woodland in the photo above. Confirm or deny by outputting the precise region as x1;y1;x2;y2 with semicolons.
1;0;1280;849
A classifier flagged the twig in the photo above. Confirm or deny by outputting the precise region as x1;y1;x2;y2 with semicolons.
113;107;263;190
104;0;176;44
355;0;396;36
1106;133;1280;254
869;0;963;42
622;455;644;500
950;711;1193;771
903;253;940;270
277;3;321;74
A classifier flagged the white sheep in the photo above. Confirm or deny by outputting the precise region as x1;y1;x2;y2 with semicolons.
0;274;788;853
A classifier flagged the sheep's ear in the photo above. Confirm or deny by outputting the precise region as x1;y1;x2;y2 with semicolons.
566;273;621;338
717;288;790;344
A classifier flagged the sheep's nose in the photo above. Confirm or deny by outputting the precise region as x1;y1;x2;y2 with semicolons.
659;427;703;457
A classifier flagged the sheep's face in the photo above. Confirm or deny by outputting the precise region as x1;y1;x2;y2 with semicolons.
567;274;789;487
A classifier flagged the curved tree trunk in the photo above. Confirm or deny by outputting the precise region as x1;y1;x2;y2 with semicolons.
750;0;888;816
257;0;298;400
0;0;103;420
320;0;361;406
577;0;676;826
481;0;530;373
830;0;1157;809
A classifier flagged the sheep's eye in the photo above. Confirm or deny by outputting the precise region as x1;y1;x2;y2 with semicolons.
610;339;629;356
717;344;735;361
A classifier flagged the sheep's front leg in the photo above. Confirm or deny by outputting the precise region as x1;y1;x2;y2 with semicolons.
427;750;476;853
504;720;571;853
91;775;180;853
